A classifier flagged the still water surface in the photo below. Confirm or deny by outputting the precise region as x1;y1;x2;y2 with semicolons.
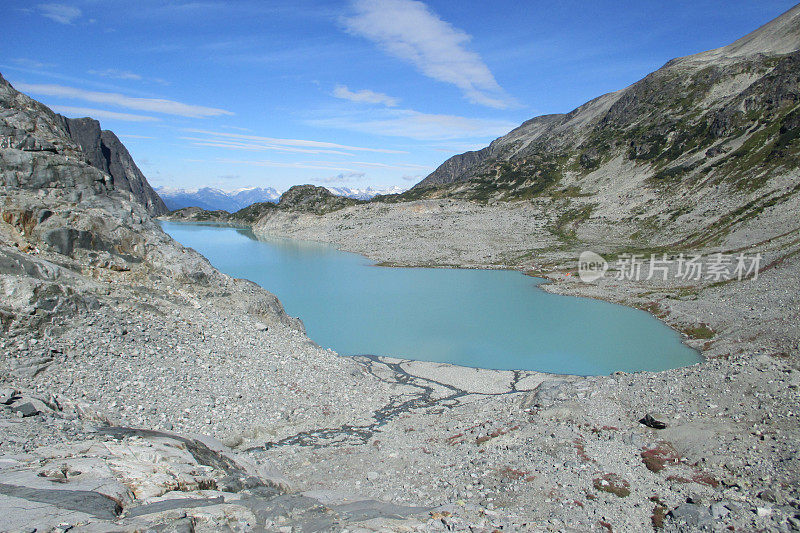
160;221;701;375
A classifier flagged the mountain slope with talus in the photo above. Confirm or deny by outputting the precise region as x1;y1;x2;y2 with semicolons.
406;4;800;249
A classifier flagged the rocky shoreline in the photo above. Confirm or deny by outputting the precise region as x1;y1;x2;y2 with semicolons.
3;11;800;528
246;197;800;531
157;193;800;531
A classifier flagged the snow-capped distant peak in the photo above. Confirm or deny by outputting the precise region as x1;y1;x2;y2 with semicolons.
324;186;408;200
155;184;407;212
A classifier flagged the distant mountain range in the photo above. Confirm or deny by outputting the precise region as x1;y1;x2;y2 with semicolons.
324;186;407;200
155;187;280;212
156;185;407;212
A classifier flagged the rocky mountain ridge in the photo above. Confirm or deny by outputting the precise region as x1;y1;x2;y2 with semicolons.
156;186;281;212
162;184;366;224
404;5;800;252
415;4;800;191
157;184;407;213
58;116;168;216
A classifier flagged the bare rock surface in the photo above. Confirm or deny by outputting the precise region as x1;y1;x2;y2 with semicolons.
3;7;800;532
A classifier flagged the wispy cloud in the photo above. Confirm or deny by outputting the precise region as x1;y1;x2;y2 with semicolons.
118;134;157;139
38;3;81;24
348;160;429;170
217;159;357;172
333;84;399;106
180;136;353;156
309;108;516;141
344;0;514;109
211;158;426;174
182;129;407;154
88;69;170;85
13;83;232;118
220;125;253;132
317;171;366;183
11;58;55;69
50;105;160;122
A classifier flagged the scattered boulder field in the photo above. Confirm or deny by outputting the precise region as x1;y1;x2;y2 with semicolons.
2;4;800;532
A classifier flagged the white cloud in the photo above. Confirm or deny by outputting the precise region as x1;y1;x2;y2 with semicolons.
88;69;170;85
349;161;430;170
344;0;514;109
212;159;426;174
217;159;357;172
180;136;353;155
11;58;55;69
333;85;399;106
14;83;232;118
309;108;516;140
49;105;160;122
182;129;407;154
317;172;367;183
38;3;81;24
220;125;253;132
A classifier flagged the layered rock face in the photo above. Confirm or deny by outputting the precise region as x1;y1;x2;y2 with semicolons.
0;72;300;335
0;74;167;217
58;116;168;216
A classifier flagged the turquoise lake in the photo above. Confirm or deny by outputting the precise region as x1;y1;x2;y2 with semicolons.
160;221;701;375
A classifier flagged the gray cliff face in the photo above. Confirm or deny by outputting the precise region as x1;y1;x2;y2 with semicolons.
0;71;301;333
58;116;168;216
0;73;167;216
414;114;565;188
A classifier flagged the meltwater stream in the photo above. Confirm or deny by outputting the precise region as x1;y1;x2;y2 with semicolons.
160;221;701;375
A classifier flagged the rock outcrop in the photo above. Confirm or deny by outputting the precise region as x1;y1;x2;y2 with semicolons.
58;116;168;216
0;73;167;217
277;184;362;214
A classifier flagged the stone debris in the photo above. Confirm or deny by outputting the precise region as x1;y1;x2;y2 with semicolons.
639;413;668;429
1;15;800;530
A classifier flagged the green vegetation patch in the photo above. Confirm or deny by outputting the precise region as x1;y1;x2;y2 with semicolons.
683;323;715;340
551;204;594;242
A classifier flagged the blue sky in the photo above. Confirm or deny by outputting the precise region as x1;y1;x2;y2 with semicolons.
2;0;796;191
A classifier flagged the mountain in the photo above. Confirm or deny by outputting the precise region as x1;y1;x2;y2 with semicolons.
156;186;281;212
325;185;407;200
0;74;168;217
407;4;800;246
278;184;363;214
57;117;168;216
157;185;406;212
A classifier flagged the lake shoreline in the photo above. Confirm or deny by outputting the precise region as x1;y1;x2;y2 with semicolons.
161;219;701;375
148;204;800;530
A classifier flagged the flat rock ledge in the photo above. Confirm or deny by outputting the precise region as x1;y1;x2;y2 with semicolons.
0;421;430;532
